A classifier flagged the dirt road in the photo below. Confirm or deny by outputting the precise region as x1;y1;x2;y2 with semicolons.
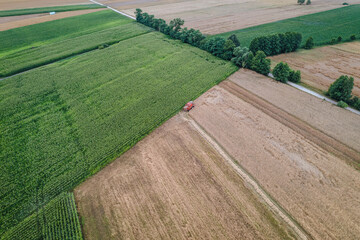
75;115;294;240
229;69;360;154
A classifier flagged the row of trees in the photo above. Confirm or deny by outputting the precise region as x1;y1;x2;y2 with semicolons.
135;9;205;47
249;32;302;56
135;9;297;78
327;75;360;110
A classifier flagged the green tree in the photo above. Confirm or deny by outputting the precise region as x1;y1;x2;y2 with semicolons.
306;0;311;5
222;39;236;60
350;35;356;40
135;8;143;22
298;0;305;4
231;47;252;68
228;34;241;47
327;75;354;102
304;37;314;49
289;70;301;83
272;62;291;83
204;37;226;57
251;51;271;76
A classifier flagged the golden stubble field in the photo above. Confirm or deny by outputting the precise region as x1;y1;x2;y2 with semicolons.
270;42;360;97
189;83;360;239
98;0;360;34
75;115;293;240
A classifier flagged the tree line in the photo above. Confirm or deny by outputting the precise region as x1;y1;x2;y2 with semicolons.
135;9;304;77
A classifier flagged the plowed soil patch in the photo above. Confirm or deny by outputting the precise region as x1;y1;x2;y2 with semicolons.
0;8;105;31
74;115;292;240
270;42;360;97
189;85;360;239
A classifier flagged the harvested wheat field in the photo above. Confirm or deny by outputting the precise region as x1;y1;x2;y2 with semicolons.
229;69;360;154
0;8;105;31
75;114;294;240
270;42;360;97
99;0;360;34
189;84;360;239
0;0;88;10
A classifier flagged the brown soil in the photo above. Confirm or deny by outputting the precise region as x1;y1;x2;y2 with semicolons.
189;84;360;239
0;0;89;10
229;69;360;154
75;115;294;240
0;9;106;31
99;0;360;34
270;42;360;97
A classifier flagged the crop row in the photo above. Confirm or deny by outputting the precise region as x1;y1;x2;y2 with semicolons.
0;4;105;17
0;23;151;77
0;10;132;56
1;192;82;240
0;32;237;236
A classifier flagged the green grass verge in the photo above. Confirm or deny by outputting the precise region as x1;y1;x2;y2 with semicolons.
0;32;238;237
0;4;106;17
0;22;151;77
1;192;82;240
0;10;133;56
214;4;360;47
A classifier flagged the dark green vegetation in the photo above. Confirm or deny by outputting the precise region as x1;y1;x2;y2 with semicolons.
135;9;271;76
327;75;360;110
2;193;82;240
0;10;148;77
327;75;354;102
215;4;360;48
0;28;237;237
0;4;105;17
249;32;302;56
304;37;314;49
273;62;301;83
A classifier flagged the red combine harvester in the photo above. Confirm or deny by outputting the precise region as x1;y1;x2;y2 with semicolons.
183;101;194;111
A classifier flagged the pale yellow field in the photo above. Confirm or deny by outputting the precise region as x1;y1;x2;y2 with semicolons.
270;42;360;98
98;0;360;34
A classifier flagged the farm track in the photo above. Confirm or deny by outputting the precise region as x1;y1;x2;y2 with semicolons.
183;113;310;240
220;81;360;170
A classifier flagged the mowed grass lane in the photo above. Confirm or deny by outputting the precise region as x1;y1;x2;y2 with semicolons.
0;4;106;17
215;4;360;48
0;10;148;77
0;32;237;236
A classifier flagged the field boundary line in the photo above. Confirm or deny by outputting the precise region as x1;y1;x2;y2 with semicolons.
221;80;360;169
268;73;360;116
89;0;136;20
182;113;310;240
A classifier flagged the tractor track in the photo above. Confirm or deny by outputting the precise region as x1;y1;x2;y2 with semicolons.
182;113;310;240
220;81;360;170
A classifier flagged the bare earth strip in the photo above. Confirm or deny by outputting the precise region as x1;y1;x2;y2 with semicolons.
0;8;106;31
75;115;294;240
0;0;89;10
189;85;360;239
229;69;360;154
97;0;360;34
270;42;360;97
